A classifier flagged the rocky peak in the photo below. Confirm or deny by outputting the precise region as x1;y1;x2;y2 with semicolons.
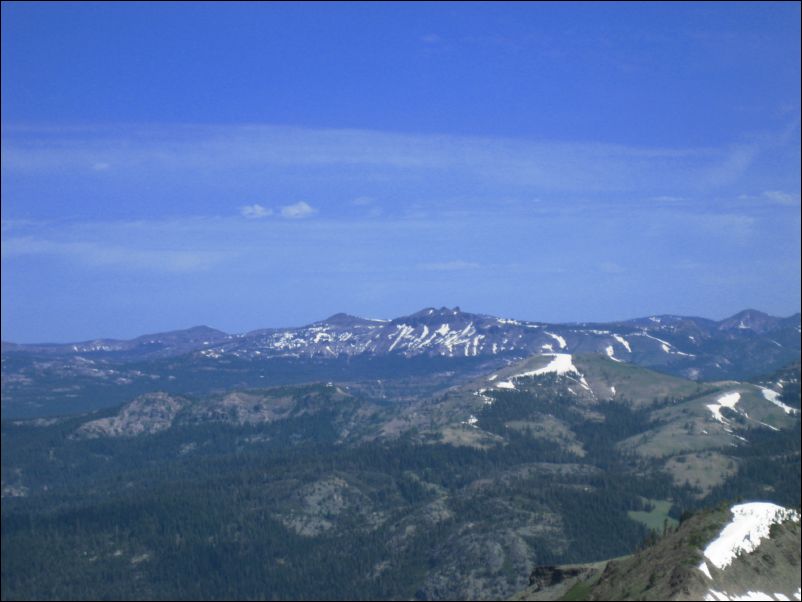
319;313;374;327
718;309;777;334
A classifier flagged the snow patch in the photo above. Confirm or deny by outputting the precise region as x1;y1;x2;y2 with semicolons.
474;389;495;405
506;354;592;392
760;388;799;415
706;392;741;424
314;331;333;344
545;332;567;349
388;324;414;352
701;502;800;571
522;353;575;376
462;415;479;428
496;317;520;325
472;335;483;356
705;590;789;601
612;334;632;353
605;345;623;362
635;330;695;357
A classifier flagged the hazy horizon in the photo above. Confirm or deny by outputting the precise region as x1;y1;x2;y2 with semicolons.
4;304;801;346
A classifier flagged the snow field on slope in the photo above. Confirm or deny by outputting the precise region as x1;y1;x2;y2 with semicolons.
699;502;800;574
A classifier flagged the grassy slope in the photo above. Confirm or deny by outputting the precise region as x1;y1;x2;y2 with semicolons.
513;505;802;601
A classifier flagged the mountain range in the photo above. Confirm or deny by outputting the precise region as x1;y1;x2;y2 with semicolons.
2;306;800;600
5;307;799;369
2;307;799;420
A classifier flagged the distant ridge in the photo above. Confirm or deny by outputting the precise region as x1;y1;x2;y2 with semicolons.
4;307;799;348
2;307;799;385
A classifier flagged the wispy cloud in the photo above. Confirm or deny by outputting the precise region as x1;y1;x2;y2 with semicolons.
280;201;316;219
240;203;273;219
418;260;481;271
762;190;800;206
420;33;442;45
2;236;234;273
702;143;762;187
598;261;626;274
239;201;317;219
2;123;791;198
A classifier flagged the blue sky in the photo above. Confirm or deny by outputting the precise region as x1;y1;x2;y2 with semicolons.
2;2;800;342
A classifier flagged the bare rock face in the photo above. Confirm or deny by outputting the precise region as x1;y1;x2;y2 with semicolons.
74;392;186;438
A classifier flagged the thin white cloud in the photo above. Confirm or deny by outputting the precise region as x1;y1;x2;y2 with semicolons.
280;201;316;219
702;143;761;187
2;236;233;273
762;190;800;206
2;123;786;196
648;195;688;205
418;260;481;271
240;203;272;219
685;213;757;243
421;33;442;44
598;261;626;274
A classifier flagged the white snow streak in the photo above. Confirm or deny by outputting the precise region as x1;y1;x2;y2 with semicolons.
705;590;787;601
634;331;695;357
545;332;567;349
612;334;632;353
388;324;414;352
760;388;799;415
